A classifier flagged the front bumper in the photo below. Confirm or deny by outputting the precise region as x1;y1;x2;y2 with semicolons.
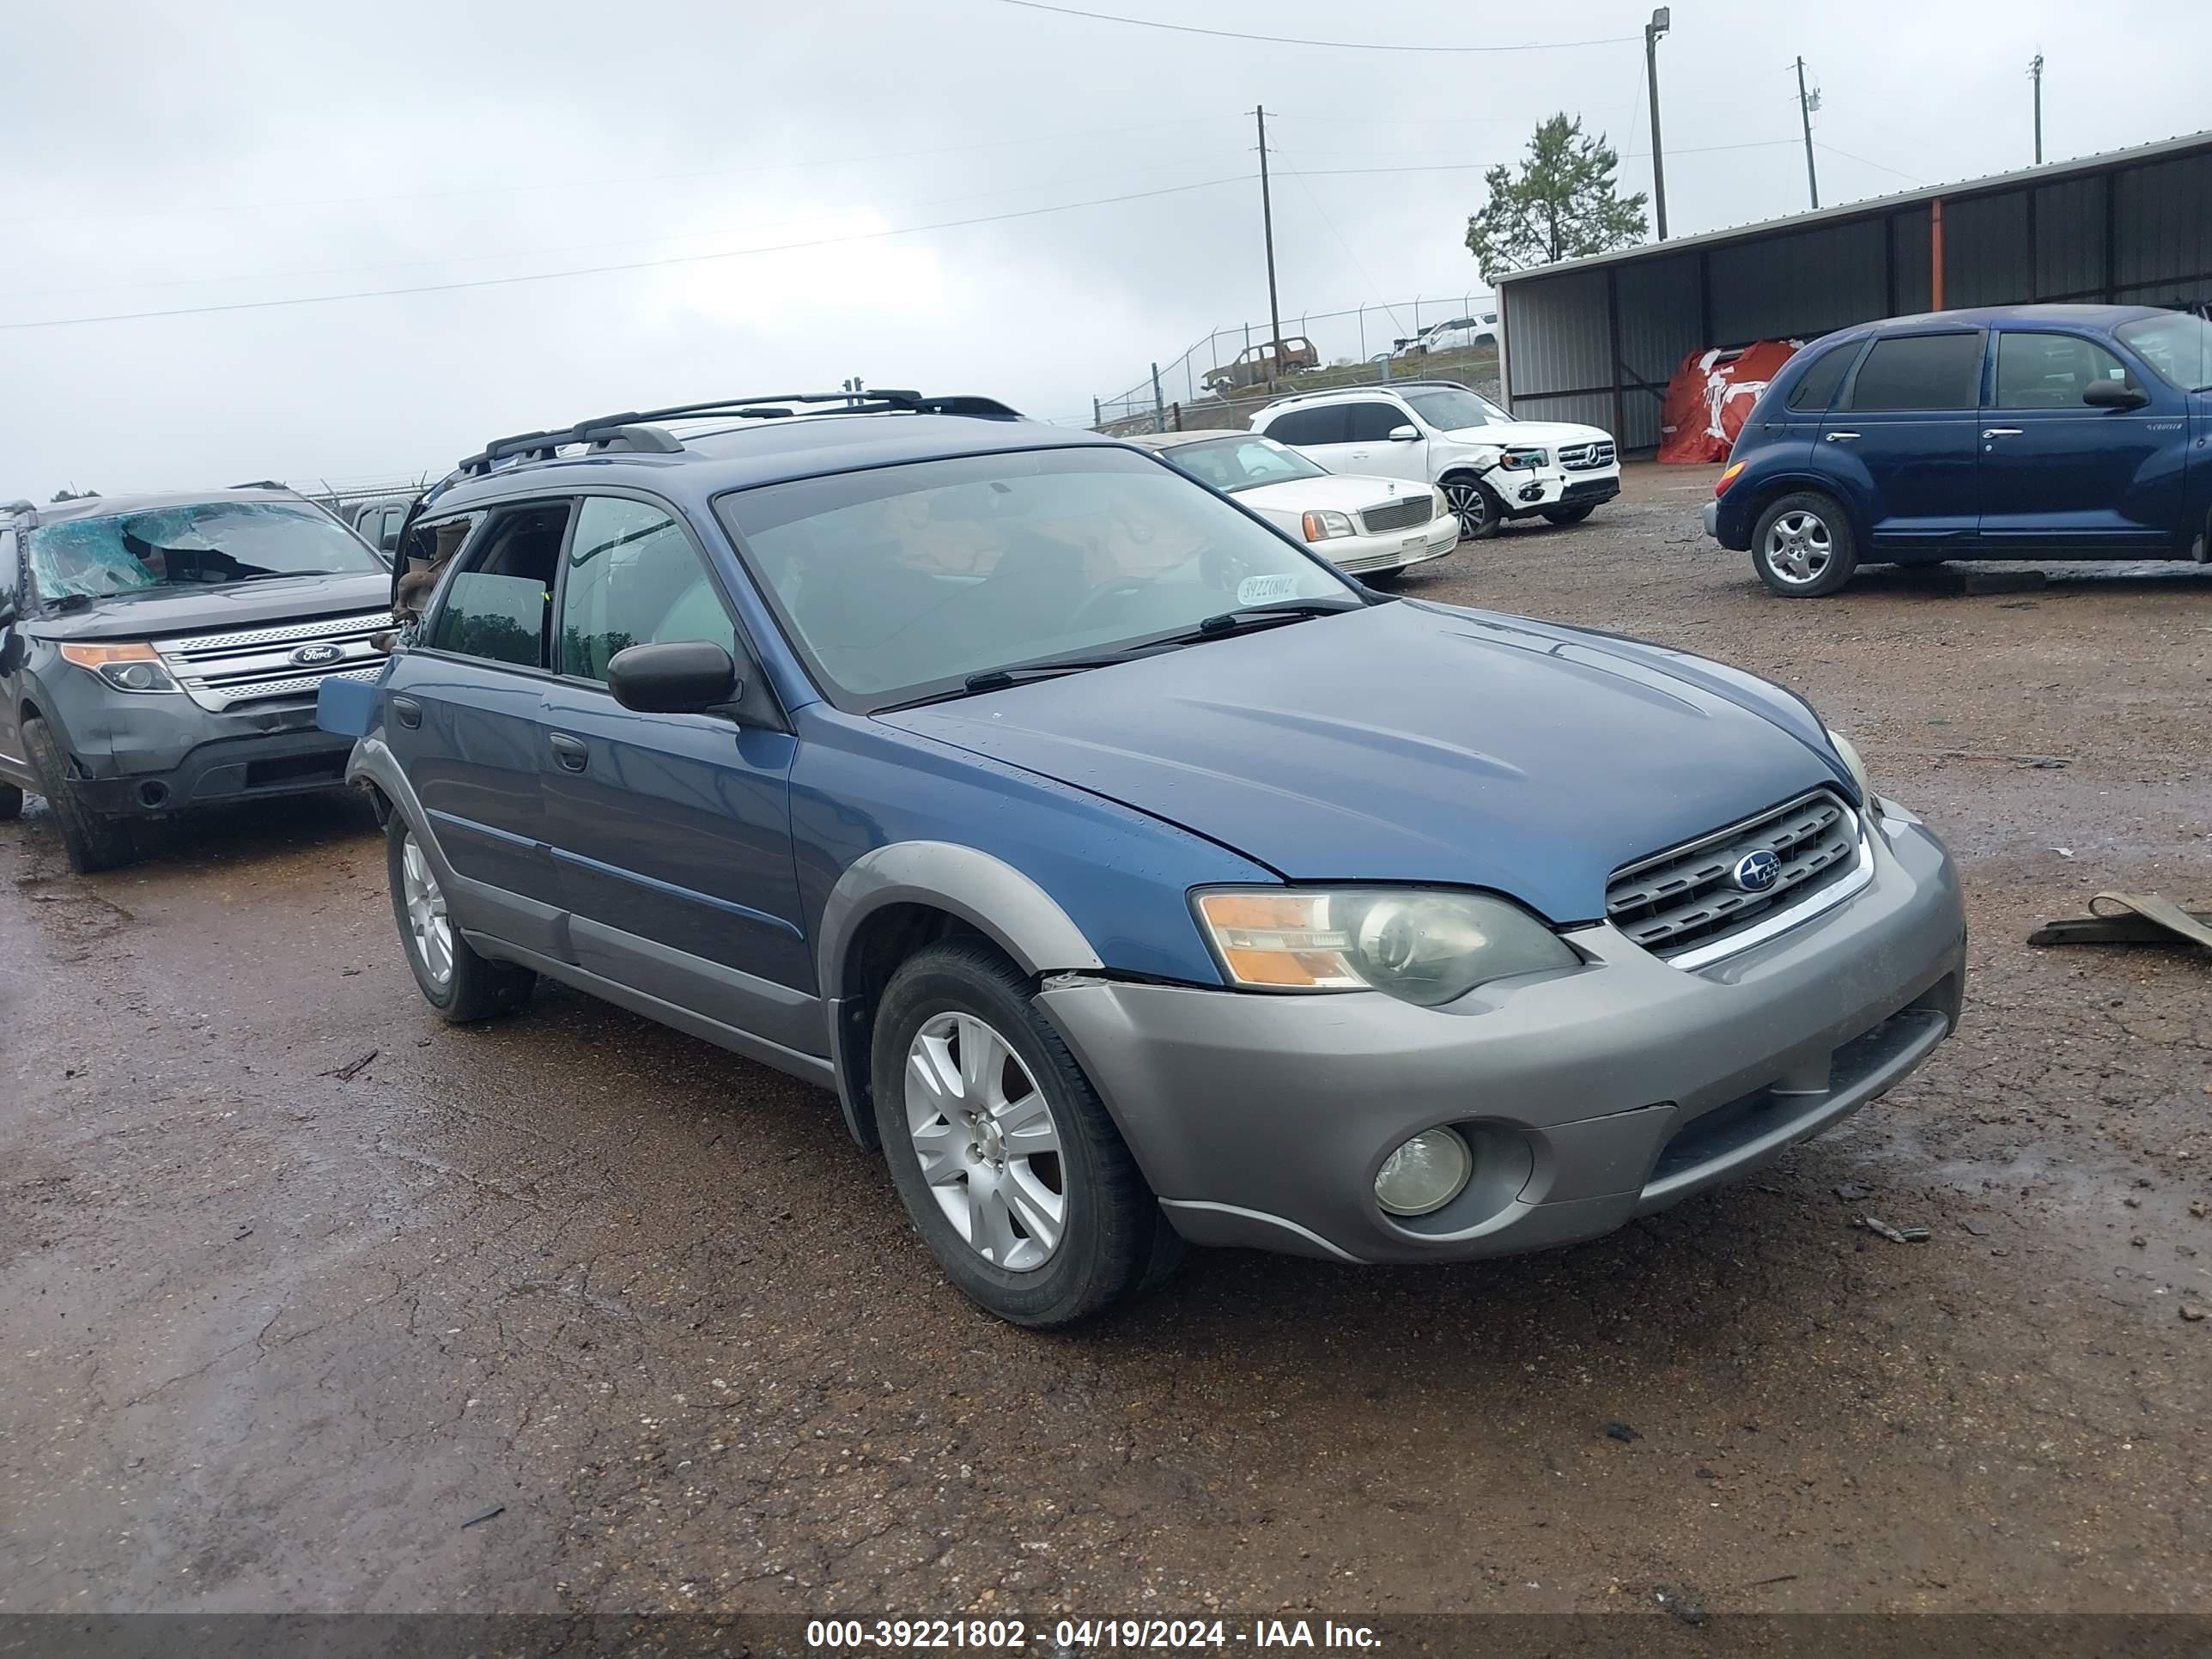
1498;467;1621;516
47;680;352;816
1038;808;1966;1264
1329;515;1462;575
1701;500;1721;540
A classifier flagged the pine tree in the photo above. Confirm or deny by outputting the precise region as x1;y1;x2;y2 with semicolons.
1465;114;1650;281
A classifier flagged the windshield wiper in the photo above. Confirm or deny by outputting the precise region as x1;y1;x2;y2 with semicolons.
1169;599;1365;643
878;654;1140;711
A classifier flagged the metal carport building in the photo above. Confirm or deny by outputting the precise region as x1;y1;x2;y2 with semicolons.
1494;129;2212;453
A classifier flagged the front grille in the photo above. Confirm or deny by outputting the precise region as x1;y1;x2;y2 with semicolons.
1559;441;1617;471
1607;789;1860;958
1561;477;1621;502
155;610;394;714
1357;495;1434;534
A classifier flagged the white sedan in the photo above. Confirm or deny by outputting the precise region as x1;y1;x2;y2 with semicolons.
1128;430;1459;578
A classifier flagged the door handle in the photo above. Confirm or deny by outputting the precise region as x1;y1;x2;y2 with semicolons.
389;695;422;729
547;732;589;773
1823;430;1861;442
1981;428;2023;439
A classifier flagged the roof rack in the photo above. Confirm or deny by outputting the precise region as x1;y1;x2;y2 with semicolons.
455;390;1023;477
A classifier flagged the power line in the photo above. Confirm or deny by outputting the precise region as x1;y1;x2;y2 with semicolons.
1284;141;1801;180
1813;141;1923;185
988;0;1635;53
0;177;1246;332
21;113;1246;228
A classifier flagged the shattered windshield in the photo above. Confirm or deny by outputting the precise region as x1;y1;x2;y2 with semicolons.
1402;386;1513;431
27;501;381;600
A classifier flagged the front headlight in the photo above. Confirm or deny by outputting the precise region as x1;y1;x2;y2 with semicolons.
1495;447;1548;471
59;641;179;694
1301;508;1356;542
1825;726;1875;808
1193;888;1578;1007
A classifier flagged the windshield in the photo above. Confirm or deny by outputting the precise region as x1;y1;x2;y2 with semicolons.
1161;435;1328;494
27;501;381;600
1401;387;1512;430
2116;311;2212;392
715;447;1358;710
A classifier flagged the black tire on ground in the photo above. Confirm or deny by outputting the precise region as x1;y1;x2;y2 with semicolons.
1750;489;1860;598
1539;503;1597;526
871;939;1166;1327
21;717;137;872
1440;476;1504;541
385;813;536;1023
0;781;21;822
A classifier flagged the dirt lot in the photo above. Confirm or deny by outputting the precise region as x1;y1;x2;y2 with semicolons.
3;463;2209;1621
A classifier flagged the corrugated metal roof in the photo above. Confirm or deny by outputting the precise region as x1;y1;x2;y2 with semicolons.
1496;128;2212;285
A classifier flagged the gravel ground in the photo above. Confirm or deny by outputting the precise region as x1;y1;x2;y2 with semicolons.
2;462;2208;1621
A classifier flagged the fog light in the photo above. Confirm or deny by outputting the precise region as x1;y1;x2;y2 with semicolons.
1374;1127;1474;1217
1518;483;1543;503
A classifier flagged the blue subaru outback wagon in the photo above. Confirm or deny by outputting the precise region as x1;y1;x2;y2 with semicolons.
323;390;1966;1326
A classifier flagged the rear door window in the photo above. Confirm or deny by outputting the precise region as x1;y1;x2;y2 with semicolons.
1844;332;1985;411
427;501;573;668
1264;406;1349;447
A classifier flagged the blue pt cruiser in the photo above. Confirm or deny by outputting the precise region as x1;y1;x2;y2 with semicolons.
323;391;1966;1327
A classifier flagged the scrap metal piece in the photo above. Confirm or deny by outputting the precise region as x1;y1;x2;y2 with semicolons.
2028;891;2212;952
1860;1216;1929;1244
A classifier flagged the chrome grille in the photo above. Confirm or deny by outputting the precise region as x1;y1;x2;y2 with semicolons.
1607;790;1860;958
155;610;394;714
1559;441;1617;471
1357;495;1434;534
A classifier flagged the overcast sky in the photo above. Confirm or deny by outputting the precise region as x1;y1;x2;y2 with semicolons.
4;0;2207;498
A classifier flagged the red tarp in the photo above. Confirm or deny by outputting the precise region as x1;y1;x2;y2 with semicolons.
1656;340;1802;463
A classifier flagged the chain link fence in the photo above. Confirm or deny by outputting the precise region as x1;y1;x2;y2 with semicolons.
1091;294;1498;434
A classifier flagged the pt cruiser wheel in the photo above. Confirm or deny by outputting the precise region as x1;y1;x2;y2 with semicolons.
871;940;1165;1326
1751;490;1858;597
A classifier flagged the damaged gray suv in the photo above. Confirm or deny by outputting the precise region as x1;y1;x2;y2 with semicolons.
0;491;393;871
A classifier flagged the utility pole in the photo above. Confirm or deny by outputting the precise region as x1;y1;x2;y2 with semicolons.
1644;8;1671;240
2029;53;2045;164
1795;56;1820;210
1255;106;1285;382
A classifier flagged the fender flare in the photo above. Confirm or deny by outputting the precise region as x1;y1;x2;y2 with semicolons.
346;732;455;881
816;842;1104;1149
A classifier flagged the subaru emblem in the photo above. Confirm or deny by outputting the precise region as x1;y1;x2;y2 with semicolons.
1731;848;1783;893
290;643;343;667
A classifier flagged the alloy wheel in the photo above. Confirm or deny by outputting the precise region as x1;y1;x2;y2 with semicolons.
903;1011;1066;1272
1763;509;1833;586
1443;481;1492;538
399;831;453;988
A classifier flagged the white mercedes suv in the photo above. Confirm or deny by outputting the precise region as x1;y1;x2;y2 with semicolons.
1251;382;1620;540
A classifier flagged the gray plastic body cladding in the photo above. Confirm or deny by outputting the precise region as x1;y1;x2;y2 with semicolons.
1037;815;1965;1265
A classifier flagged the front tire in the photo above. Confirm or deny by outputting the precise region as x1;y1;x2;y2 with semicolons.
386;815;535;1022
1441;476;1504;542
21;717;137;873
1540;503;1596;526
1752;490;1858;597
871;940;1164;1327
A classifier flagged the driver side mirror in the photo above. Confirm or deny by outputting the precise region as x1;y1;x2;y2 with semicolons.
606;641;739;715
1388;424;1422;442
2082;379;2148;410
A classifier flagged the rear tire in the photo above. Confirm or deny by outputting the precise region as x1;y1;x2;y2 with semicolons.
1751;490;1859;597
1540;503;1596;526
871;940;1165;1327
1441;476;1504;541
386;815;535;1022
21;717;137;873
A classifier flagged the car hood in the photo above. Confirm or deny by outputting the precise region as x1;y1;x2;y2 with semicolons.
1236;474;1431;517
879;600;1850;923
24;571;393;641
1440;420;1611;449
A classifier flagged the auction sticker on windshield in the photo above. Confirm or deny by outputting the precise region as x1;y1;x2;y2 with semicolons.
1237;574;1301;605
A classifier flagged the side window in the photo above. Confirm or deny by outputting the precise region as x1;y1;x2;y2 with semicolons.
557;496;737;684
1266;405;1348;447
1342;402;1408;443
427;501;571;668
1845;332;1984;411
1786;343;1856;412
1995;332;2134;409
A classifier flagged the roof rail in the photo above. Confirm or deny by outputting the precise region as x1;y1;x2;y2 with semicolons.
455;390;1023;477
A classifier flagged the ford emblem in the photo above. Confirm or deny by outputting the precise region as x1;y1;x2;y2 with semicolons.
1731;848;1783;892
290;642;344;667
